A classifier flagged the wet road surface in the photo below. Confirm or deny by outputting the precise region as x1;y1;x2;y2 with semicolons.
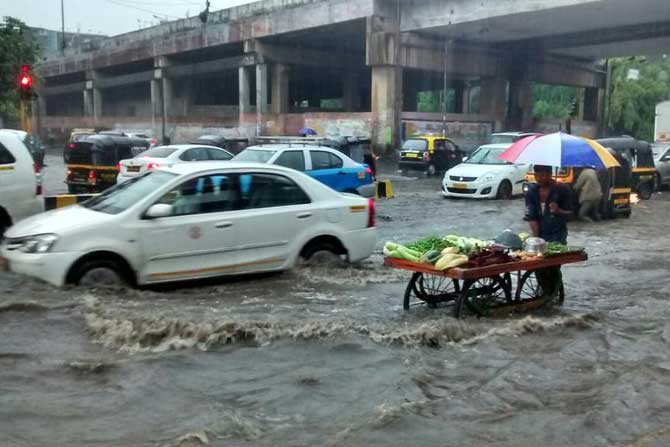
3;160;670;446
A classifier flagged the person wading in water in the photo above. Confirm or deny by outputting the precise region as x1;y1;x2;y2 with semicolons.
524;164;573;296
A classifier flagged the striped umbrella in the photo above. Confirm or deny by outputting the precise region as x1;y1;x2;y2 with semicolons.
498;132;620;169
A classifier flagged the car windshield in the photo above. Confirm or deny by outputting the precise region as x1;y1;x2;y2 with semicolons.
139;146;178;158
465;146;509;165
401;139;428;151
81;171;177;215
233;149;275;163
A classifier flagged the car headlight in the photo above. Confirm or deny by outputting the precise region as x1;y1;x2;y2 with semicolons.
18;234;59;253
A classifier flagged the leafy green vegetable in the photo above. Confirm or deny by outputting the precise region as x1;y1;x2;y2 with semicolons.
406;236;455;255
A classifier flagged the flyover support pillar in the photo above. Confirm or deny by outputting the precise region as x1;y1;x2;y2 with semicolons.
480;77;507;132
371;66;402;155
509;80;534;132
271;63;290;115
256;63;269;135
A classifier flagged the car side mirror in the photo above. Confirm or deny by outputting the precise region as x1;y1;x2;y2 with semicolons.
145;204;173;219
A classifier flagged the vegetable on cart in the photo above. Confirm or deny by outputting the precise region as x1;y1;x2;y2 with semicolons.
383;232;588;318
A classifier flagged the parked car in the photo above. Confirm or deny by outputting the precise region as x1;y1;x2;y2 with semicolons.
190;135;249;154
442;143;528;199
1;163;376;287
653;143;670;189
0;130;44;237
3;130;46;168
489;132;540;145
398;134;463;176
232;143;374;197
117;144;234;184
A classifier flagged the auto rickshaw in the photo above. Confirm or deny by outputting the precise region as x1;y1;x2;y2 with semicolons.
597;137;656;200
65;135;149;194
398;134;463;176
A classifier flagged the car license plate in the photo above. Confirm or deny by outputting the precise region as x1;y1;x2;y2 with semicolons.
127;166;140;172
613;198;629;205
404;153;418;159
453;183;467;189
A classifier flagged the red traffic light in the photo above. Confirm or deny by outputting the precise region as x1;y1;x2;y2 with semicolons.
19;74;32;88
22;64;30;73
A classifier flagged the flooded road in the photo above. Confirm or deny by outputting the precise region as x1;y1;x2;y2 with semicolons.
3;167;670;446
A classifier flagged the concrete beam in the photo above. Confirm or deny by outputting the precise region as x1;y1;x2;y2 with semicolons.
42;81;87;96
164;54;257;79
525;59;606;88
38;0;374;78
96;71;154;89
509;21;670;52
246;40;363;69
399;0;599;33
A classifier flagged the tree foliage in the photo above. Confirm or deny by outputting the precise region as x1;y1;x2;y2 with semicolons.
0;17;41;126
533;84;578;120
608;56;670;141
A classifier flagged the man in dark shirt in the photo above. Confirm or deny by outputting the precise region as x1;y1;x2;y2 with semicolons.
524;165;573;297
524;165;573;244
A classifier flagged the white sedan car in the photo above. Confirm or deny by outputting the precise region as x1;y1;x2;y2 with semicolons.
442;144;528;199
117;144;233;184
1;162;376;287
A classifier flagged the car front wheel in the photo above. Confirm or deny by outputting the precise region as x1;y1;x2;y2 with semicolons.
70;258;128;288
496;180;513;200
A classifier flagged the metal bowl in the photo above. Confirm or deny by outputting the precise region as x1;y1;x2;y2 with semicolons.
524;237;547;254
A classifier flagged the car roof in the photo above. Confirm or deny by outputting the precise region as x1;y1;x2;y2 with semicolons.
149;144;224;151
1;129;28;138
491;132;535;136
161;161;295;176
475;143;512;150
244;144;331;151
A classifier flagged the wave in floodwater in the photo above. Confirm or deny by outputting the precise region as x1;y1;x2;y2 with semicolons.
0;302;50;313
82;296;599;353
293;255;410;287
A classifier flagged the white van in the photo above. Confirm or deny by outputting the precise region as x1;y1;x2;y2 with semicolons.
0;130;44;237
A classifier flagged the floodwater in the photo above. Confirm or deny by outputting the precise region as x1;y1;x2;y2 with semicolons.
3;160;670;446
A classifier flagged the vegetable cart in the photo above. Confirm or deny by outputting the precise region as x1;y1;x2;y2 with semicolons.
385;250;587;318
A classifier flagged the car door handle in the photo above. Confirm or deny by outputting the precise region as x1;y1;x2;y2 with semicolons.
215;221;233;228
297;212;312;219
337;171;347;175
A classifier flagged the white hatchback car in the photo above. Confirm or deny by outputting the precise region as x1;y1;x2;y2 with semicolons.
117;144;233;184
442;144;528;199
1;162;376;287
0;130;44;237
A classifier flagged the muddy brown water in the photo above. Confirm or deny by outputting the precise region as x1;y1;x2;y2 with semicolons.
2;172;670;446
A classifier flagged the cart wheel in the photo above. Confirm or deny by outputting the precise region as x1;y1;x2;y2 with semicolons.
455;275;512;318
403;273;460;310
515;270;565;306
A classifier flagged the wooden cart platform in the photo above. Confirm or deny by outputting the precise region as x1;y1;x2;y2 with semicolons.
384;251;588;318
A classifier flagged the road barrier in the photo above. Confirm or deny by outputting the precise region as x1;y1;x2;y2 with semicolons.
375;180;394;199
44;194;98;211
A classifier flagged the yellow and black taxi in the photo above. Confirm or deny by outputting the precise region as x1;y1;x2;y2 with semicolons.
65;134;149;194
398;134;463;176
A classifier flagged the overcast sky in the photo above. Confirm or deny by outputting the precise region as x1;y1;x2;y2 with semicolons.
2;0;257;36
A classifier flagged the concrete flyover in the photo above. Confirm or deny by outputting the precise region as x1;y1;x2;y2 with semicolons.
35;0;670;154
